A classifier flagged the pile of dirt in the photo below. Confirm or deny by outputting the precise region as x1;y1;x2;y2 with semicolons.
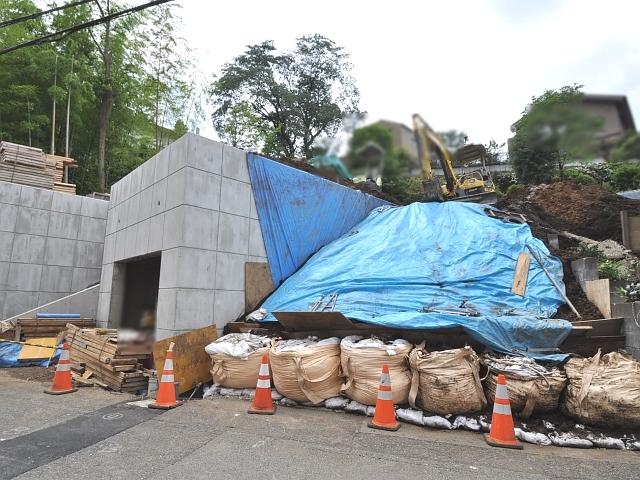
3;365;55;385
498;181;640;242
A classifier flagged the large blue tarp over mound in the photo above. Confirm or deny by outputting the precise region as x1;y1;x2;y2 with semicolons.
0;341;61;367
248;154;390;286
259;202;573;361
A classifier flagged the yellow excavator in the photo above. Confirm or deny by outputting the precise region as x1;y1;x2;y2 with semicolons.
412;114;497;204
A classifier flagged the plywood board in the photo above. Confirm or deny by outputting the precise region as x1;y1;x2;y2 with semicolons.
153;325;218;394
18;337;58;361
245;262;275;312
511;252;531;297
583;278;611;318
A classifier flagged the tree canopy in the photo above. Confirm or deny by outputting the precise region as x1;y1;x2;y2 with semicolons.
510;84;603;184
208;35;360;159
0;0;201;193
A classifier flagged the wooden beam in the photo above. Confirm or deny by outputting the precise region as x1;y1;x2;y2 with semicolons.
511;252;531;297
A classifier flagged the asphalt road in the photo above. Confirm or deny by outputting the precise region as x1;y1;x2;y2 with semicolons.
0;371;638;480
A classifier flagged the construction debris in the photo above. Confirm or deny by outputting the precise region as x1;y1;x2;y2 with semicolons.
8;317;95;341
65;323;150;393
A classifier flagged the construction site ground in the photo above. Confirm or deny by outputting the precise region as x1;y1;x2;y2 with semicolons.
1;371;638;480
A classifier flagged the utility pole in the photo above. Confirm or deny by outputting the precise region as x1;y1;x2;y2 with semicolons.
64;57;74;182
51;54;58;154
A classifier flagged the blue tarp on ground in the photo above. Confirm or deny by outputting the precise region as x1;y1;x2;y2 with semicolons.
258;202;573;360
247;154;390;286
0;341;61;367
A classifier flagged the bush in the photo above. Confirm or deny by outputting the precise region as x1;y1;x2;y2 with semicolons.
611;133;640;163
563;168;596;185
610;162;640;191
577;243;604;260
598;260;629;282
493;172;517;194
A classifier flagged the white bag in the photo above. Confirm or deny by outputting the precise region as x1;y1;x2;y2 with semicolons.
205;333;271;389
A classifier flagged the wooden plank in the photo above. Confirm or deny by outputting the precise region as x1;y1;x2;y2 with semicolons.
511;252;531;297
273;312;355;332
628;215;640;252
583;278;611;318
245;262;275;312
153;325;218;394
18;337;58;361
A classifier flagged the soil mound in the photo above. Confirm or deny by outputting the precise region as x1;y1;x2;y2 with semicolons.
498;181;640;242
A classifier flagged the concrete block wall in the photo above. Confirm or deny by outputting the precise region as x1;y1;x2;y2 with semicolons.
0;182;107;319
97;133;268;338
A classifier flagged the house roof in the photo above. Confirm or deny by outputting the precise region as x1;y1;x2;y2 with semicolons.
510;93;637;133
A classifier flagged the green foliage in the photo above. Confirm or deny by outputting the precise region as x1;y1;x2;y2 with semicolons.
511;85;603;184
577;243;604;259
563;168;596;185
610;162;640;191
346;124;411;182
209;35;360;159
0;1;200;193
381;176;423;204
484;139;506;164
493;172;517;194
611;132;640;163
505;184;526;195
598;259;629;282
580;162;612;185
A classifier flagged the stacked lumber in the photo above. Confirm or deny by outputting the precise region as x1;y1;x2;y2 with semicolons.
0;142;55;189
47;153;77;195
66;323;151;392
12;317;96;341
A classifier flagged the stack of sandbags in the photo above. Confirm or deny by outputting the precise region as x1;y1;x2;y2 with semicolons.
340;336;412;406
408;345;486;415
481;354;566;418
562;350;640;428
270;337;342;404
205;333;272;388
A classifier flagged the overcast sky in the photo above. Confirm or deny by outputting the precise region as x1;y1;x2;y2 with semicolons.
177;0;640;147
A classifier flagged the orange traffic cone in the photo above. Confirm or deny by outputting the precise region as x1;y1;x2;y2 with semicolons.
44;341;77;395
485;373;522;449
368;364;400;431
149;342;182;410
248;354;276;415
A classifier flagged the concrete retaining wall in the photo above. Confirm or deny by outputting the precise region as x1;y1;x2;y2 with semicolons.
97;133;268;338
0;182;107;319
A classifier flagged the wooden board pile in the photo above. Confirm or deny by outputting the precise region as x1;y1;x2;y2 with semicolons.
0;142;55;189
6;317;96;341
47;153;77;194
65;323;151;392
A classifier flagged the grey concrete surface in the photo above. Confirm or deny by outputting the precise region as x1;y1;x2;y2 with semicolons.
0;182;107;319
98;134;269;337
1;374;636;480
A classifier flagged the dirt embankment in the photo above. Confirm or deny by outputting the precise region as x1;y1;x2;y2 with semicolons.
498;181;640;242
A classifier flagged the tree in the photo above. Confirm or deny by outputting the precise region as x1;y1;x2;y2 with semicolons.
484;139;506;164
209;35;360;158
611;132;640;163
437;129;467;151
346;124;410;179
511;84;603;184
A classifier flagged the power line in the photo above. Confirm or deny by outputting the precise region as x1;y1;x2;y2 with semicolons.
0;0;174;56
0;0;95;29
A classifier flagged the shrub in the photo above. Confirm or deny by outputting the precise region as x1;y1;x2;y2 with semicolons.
598;259;629;282
563;168;596;185
493;172;517;194
611;133;640;163
505;184;526;196
577;243;604;259
610;162;640;191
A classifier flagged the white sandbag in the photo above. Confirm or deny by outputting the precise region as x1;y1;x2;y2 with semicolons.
626;440;640;451
270;337;342;404
586;434;625;450
514;428;552;446
241;388;255;397
549;432;593;449
324;396;350;410
482;354;566;418
366;406;375;417
345;400;368;415
396;408;424;426
422;415;453;430
341;336;412;406
219;387;243;396
280;397;298;406
206;334;272;389
562;350;640;428
202;384;220;399
271;390;284;401
408;345;486;415
452;416;481;431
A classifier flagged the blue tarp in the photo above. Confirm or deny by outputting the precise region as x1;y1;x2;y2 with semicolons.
0;341;61;367
259;202;573;360
248;154;390;287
